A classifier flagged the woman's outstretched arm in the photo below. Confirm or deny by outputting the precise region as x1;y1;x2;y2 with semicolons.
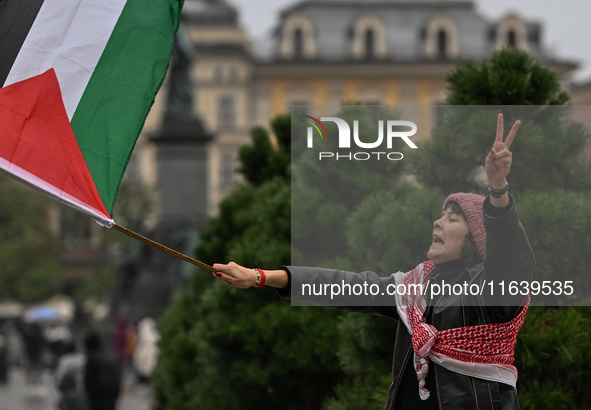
212;262;288;289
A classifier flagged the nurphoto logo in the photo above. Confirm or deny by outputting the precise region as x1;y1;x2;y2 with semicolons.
302;115;418;161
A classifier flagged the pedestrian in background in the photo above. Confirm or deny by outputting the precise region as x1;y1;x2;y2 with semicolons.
125;321;137;369
84;332;121;410
20;322;45;394
54;341;88;410
46;321;72;369
132;318;159;385
113;315;127;365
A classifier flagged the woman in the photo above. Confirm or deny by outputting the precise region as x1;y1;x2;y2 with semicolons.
213;114;534;410
133;317;160;384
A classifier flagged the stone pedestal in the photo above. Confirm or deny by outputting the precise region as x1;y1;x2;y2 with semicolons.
150;118;213;235
117;118;213;321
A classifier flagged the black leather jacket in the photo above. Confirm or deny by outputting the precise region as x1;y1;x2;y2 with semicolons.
282;195;535;410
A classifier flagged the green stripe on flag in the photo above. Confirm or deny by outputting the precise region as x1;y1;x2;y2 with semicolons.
71;0;183;215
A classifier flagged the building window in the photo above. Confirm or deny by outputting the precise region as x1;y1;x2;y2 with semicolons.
228;67;239;83
424;16;459;59
279;14;316;59
507;30;517;47
365;29;375;59
219;152;236;189
214;67;223;83
494;15;529;52
351;16;386;59
293;28;304;58
218;95;236;129
437;29;447;58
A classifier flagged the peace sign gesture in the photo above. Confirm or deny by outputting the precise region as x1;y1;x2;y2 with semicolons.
485;113;520;190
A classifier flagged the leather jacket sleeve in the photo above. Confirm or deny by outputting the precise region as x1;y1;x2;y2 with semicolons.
277;266;399;320
482;194;536;319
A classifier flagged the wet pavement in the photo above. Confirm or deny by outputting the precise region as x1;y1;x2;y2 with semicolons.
0;366;151;410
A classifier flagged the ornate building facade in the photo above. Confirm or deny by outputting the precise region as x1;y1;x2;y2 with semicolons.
156;0;575;218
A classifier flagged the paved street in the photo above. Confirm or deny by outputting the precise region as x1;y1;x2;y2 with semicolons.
0;367;151;410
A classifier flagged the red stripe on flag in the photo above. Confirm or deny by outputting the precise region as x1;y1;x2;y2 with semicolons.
0;69;110;220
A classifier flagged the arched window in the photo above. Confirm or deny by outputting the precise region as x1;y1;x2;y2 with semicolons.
350;15;386;59
424;17;459;59
494;15;529;52
507;30;517;48
293;28;304;58
437;29;447;58
365;29;375;59
279;14;317;59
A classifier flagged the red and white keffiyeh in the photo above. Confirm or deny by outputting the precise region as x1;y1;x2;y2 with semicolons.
393;260;529;400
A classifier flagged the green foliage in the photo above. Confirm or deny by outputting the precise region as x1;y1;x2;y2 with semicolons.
516;191;591;291
154;282;342;410
446;48;570;105
195;179;291;275
0;176;66;302
322;313;397;410
346;187;443;273
238;114;291;186
515;306;591;409
412;106;591;195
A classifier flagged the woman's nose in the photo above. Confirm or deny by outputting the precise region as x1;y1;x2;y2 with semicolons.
433;218;442;229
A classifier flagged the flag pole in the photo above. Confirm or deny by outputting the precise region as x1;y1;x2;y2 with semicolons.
113;224;216;273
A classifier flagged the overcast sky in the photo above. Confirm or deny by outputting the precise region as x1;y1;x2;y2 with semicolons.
227;0;591;83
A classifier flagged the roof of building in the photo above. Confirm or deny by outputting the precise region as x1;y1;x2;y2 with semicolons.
251;0;569;67
182;0;238;27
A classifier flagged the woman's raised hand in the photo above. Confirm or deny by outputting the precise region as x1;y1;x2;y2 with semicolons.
485;113;520;189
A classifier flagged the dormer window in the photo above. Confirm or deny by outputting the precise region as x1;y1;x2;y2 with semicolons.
507;29;517;48
494;14;529;51
294;28;304;58
437;29;447;58
351;15;387;59
424;16;459;59
279;14;317;59
365;29;375;59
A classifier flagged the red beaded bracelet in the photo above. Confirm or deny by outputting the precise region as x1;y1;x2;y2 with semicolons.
254;268;266;288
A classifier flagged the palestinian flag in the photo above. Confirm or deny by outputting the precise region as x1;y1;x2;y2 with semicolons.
0;0;183;227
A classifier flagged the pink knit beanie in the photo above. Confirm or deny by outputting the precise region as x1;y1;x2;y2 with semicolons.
443;193;486;260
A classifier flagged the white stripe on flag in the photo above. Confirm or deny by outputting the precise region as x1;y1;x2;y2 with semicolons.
0;158;115;228
4;0;127;120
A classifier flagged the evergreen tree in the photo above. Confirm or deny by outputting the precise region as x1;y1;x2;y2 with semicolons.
413;49;591;196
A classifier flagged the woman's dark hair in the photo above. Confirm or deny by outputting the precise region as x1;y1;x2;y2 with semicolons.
444;202;481;266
